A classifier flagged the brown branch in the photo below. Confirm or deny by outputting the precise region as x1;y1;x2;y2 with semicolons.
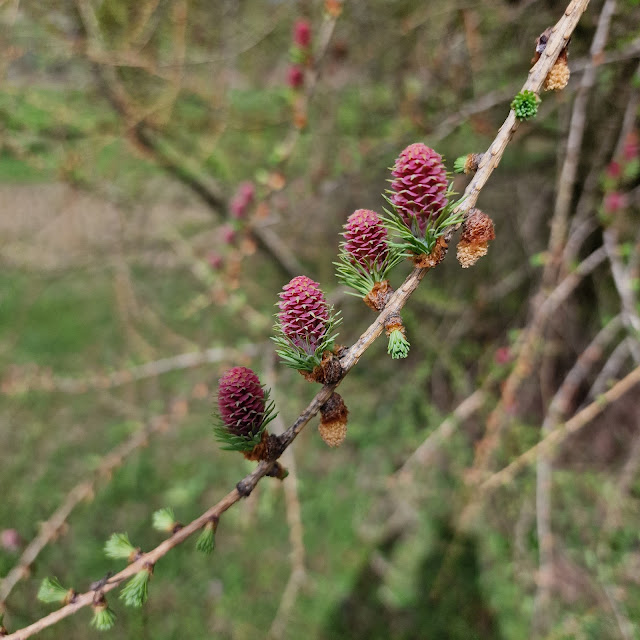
531;314;622;634
1;3;590;637
0;394;196;605
479;365;640;494
266;414;305;639
469;245;607;481
1;346;257;395
548;0;617;270
471;0;614;484
394;390;486;485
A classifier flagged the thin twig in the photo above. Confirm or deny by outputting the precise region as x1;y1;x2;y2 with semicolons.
1;346;257;395
469;245;607;480
479;365;640;493
588;338;633;399
603;228;640;363
394;390;486;485
548;0;617;267
530;315;622;635
0;395;196;604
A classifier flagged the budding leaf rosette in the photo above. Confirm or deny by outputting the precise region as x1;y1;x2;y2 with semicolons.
384;143;464;257
273;275;340;372
511;90;539;121
335;209;403;297
214;366;276;452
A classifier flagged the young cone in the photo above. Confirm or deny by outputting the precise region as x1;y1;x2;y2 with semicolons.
390;143;449;235
336;209;403;302
344;209;389;269
214;366;276;453
293;19;311;48
278;276;329;352
385;142;463;260
273;275;340;375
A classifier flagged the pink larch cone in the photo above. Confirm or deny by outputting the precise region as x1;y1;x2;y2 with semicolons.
217;367;266;438
278;276;329;354
390;143;448;235
343;209;389;269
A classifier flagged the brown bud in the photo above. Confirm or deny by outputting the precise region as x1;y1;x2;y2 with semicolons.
412;235;448;269
531;27;553;65
363;279;392;311
243;431;283;462
465;153;483;174
300;350;343;385
319;393;349;447
457;208;495;268
325;0;343;18
385;312;405;338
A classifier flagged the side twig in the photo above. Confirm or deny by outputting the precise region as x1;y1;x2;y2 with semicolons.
0;393;198;605
479;365;640;493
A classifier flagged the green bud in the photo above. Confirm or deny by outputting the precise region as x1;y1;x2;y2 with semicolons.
453;156;468;174
90;599;117;631
104;533;139;561
152;507;177;533
196;520;217;555
511;90;540;121
37;577;75;605
387;328;410;359
119;567;152;608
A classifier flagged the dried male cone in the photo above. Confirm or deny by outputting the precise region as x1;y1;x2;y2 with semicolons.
318;393;348;447
543;49;570;91
457;208;495;268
